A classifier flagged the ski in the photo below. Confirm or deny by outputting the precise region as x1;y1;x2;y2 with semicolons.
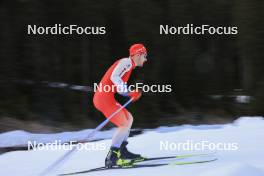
59;164;166;176
60;158;217;175
60;152;217;175
135;151;216;163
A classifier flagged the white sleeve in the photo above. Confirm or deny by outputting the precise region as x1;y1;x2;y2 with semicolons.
110;58;132;94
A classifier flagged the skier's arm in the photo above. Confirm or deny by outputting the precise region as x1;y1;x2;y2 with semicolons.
111;58;142;101
110;59;131;95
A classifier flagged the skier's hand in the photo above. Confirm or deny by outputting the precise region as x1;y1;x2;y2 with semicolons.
129;90;142;102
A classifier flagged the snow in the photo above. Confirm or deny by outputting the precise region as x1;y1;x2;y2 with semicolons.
200;163;264;176
0;116;264;176
0;129;116;148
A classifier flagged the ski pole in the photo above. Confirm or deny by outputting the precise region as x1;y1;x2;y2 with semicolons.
40;98;134;176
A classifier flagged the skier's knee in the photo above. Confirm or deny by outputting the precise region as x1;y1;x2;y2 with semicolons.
119;122;130;129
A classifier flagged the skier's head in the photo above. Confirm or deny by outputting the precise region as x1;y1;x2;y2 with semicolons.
129;43;147;67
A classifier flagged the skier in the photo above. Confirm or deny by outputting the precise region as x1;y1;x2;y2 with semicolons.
93;44;147;168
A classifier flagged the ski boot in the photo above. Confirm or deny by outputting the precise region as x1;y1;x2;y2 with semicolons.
105;147;134;168
120;141;145;162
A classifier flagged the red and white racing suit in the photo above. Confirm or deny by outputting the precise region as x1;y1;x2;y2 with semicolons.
93;57;136;127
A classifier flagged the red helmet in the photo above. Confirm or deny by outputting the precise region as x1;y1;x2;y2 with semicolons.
129;44;147;56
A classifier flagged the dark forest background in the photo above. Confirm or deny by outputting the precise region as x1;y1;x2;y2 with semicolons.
0;0;263;132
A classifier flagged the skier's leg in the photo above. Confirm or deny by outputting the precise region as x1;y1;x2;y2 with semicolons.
122;112;133;142
94;96;134;167
123;128;130;142
105;109;134;167
111;110;133;148
120;112;144;160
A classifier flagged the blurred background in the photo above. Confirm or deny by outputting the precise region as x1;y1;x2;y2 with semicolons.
0;0;263;132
